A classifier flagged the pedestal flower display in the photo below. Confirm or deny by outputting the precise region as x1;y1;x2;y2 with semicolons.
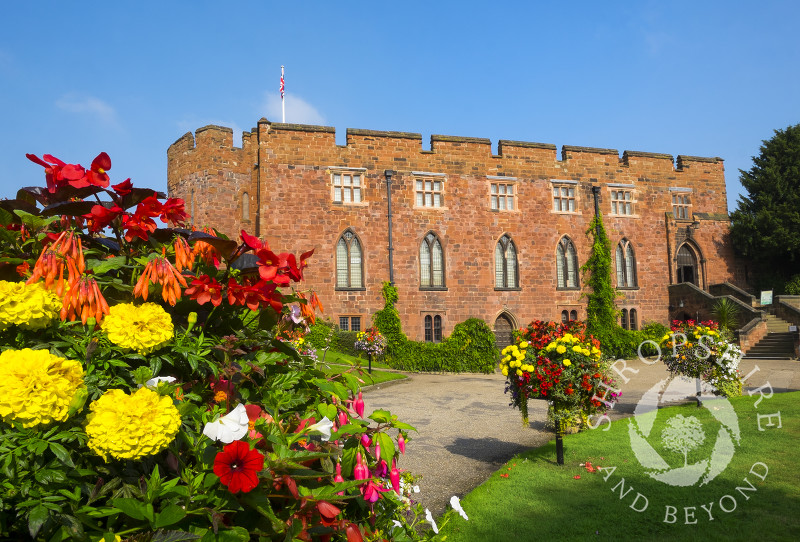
659;320;743;399
502;321;620;464
0;152;430;541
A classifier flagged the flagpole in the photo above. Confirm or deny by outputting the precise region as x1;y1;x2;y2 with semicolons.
280;66;285;123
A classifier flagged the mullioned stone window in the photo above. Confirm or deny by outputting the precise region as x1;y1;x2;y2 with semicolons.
330;167;366;204
495;235;519;289
556;236;579;289
420;232;445;289
615;238;638;288
413;172;446;208
551;180;578;213
424;314;443;343
335;229;364;289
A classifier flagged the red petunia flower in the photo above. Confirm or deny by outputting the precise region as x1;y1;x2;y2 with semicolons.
213;440;265;493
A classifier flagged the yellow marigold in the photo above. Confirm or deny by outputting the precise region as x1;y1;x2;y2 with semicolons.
563;359;572;367
0;348;85;428
0;281;61;330
103;302;173;354
86;388;181;461
556;345;567;354
519;341;529;349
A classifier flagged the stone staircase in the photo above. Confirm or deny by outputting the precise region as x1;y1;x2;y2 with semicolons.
743;314;796;359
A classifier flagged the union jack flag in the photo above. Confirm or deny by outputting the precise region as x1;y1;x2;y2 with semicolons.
280;66;285;99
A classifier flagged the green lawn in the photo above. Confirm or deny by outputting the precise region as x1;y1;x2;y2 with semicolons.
436;392;800;541
316;350;406;386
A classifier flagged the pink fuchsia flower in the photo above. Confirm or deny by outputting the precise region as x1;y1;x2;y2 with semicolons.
354;391;365;418
338;408;348;428
334;462;345;495
373;459;388;478
361;480;389;503
353;451;369;481
390;459;400;494
398;432;406;454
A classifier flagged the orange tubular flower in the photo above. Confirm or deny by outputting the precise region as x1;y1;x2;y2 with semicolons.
133;256;188;306
174;236;194;272
27;231;86;296
61;275;110;324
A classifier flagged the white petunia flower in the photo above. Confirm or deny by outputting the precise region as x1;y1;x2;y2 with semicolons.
145;376;177;388
425;509;438;534
412;485;420;493
202;403;249;443
307;416;334;441
450;495;469;520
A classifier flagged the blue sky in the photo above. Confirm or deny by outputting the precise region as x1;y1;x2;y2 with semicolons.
1;1;798;211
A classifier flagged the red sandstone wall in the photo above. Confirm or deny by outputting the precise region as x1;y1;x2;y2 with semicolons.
167;120;744;341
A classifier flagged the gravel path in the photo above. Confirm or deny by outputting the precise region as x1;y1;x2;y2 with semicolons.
361;358;799;517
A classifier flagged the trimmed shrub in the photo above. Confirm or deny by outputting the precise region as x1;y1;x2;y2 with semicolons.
372;283;497;373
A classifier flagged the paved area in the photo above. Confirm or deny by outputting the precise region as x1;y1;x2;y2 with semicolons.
362;358;800;517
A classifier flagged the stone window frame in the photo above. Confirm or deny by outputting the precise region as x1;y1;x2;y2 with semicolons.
621;308;639;330
423;314;443;343
335;228;365;291
607;183;637;217
329;167;368;205
339;315;362;332
615;238;638;289
488;176;518;211
669;187;692;220
419;231;447;290
550;179;579;214
494;234;520;290
556;235;580;290
413;171;447;209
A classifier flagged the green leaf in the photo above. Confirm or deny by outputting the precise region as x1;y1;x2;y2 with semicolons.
368;409;392;424
112;497;148;520
376;432;396;462
13;209;58;230
86;255;127;274
48;442;74;467
154;504;187;528
28;503;49;538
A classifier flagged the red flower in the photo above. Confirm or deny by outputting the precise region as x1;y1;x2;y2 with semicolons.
122;212;157;242
160;198;189;225
213;440;264;493
136;194;163;218
241;229;268;251
84;204;123;233
185;275;223;306
112;178;133;195
75;152;111;188
26;153;85;193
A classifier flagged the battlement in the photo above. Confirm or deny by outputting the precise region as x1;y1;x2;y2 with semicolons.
167;120;724;174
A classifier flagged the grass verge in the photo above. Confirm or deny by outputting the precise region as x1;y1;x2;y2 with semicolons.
436;391;800;541
317;351;406;386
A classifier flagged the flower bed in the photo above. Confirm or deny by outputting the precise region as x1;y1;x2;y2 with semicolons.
0;152;432;541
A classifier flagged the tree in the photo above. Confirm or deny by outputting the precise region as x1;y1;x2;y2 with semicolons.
730;124;800;291
661;414;706;467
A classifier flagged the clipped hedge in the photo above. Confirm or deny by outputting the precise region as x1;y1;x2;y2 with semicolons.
372;283;497;373
306;320;363;358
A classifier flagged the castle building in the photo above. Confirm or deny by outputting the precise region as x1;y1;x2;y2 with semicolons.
167;119;744;347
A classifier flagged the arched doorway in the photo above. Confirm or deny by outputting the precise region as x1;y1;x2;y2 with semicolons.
494;313;514;351
676;244;698;285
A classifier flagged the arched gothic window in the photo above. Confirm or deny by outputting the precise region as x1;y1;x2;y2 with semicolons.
621;309;629;330
242;191;250;221
336;229;363;288
495;235;518;288
420;232;445;288
615;239;637;288
424;315;443;343
556;236;579;289
630;309;638;331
